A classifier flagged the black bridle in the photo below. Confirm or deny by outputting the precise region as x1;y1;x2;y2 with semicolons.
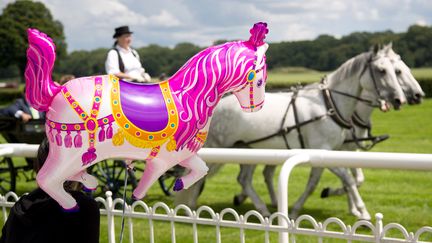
237;58;388;150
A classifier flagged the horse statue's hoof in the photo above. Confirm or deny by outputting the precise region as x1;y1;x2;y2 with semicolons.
82;186;96;193
173;179;184;191
62;204;80;213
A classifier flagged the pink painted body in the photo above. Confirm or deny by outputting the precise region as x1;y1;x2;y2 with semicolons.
25;23;269;210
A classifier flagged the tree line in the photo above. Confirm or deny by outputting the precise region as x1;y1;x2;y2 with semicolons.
1;1;431;81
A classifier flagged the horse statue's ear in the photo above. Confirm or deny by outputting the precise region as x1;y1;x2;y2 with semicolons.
248;22;269;47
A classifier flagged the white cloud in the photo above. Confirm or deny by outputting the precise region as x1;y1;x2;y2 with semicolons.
148;10;181;27
1;0;430;51
415;19;428;26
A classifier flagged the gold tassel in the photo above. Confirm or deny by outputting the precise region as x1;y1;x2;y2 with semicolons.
112;129;125;146
166;137;177;152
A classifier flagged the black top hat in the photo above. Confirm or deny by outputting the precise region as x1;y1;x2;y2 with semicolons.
113;26;133;38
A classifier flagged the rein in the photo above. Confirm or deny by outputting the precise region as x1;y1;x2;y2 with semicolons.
239;75;381;150
343;112;389;151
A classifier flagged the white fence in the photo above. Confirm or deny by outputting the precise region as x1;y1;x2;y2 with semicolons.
1;144;432;242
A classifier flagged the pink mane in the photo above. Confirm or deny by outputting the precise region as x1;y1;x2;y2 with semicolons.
169;41;259;150
25;29;61;111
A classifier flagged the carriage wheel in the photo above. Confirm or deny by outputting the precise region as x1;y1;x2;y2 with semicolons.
89;160;137;200
0;157;16;194
158;165;185;196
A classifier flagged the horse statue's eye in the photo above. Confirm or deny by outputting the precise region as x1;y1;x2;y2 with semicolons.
379;68;386;74
395;69;401;75
257;79;263;87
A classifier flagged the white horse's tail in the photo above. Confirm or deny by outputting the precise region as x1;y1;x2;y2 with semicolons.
25;28;61;111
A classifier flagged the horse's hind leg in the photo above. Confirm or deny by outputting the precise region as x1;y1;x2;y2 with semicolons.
290;167;324;219
176;155;209;190
351;168;365;187
233;164;254;206
328;167;371;220
237;164;271;217
321;168;365;198
37;155;81;210
69;171;99;191
263;165;277;207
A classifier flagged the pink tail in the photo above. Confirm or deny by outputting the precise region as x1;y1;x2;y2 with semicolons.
25;28;61;112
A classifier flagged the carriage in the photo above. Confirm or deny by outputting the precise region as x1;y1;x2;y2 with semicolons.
0;117;183;197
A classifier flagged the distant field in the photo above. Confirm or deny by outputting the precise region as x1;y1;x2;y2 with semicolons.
266;67;432;88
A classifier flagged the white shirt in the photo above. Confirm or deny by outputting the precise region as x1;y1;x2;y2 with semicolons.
105;45;144;81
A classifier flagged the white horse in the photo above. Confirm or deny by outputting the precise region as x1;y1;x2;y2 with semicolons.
321;43;425;202
175;46;406;219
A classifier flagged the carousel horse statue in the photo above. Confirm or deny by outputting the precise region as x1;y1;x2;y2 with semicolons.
25;22;269;210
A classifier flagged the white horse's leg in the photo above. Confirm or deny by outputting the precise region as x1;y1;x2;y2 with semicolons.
174;179;205;209
174;163;222;209
235;164;271;217
177;155;209;190
263;165;277;207
290;167;325;219
351;168;365;187
133;158;175;199
328;167;371;220
69;171;99;191
37;155;81;210
233;165;254;206
321;168;365;197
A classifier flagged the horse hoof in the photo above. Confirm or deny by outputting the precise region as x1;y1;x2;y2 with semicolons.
62;204;80;213
82;186;96;193
233;196;241;206
173;179;184;191
320;187;330;198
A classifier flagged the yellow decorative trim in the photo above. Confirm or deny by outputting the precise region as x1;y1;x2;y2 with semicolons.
110;76;179;149
166;138;177;152
196;131;208;141
112;130;125;146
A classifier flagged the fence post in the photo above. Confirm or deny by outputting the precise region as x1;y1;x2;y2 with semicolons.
278;153;311;243
106;191;116;243
375;213;383;243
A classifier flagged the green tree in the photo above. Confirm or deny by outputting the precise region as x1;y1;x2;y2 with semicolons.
0;0;66;80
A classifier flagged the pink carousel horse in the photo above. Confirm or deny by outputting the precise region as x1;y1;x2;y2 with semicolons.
25;23;269;210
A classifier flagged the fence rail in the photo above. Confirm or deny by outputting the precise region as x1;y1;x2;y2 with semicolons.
1;143;432;242
1;191;432;243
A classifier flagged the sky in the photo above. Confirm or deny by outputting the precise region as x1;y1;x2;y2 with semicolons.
1;0;431;52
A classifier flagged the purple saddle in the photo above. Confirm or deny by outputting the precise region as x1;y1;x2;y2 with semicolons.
118;80;169;132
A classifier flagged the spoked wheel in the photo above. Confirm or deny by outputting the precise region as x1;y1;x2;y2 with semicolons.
0;157;16;194
89;160;137;200
158;165;185;196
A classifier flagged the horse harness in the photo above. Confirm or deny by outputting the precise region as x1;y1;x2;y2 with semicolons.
239;68;388;150
344;111;389;151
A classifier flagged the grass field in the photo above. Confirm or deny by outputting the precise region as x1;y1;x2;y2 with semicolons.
265;67;432;89
0;70;431;242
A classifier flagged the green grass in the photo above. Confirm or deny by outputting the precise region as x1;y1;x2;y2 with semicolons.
1;75;432;242
411;67;432;80
266;67;432;88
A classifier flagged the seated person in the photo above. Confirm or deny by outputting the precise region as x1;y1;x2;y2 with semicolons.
0;138;100;243
0;94;44;122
